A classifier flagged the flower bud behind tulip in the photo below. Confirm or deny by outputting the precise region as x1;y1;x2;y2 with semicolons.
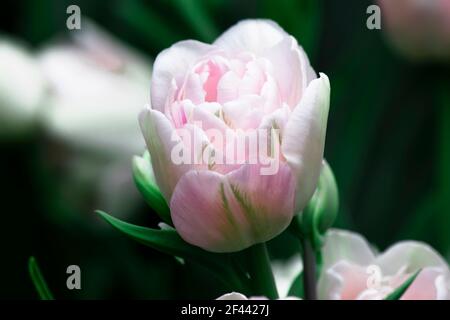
378;0;450;62
294;160;339;250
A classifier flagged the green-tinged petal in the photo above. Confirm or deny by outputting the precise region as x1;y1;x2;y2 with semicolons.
282;73;331;212
298;160;339;249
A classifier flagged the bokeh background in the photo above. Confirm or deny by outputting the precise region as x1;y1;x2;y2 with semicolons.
1;0;449;299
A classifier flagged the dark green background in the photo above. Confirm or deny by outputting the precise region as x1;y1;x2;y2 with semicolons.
1;0;449;299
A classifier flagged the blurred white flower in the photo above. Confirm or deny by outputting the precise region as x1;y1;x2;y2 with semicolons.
37;21;153;218
39;20;150;156
0;38;47;138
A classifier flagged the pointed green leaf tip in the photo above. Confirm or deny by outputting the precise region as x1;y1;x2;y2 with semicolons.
296;160;339;250
384;269;421;300
28;256;54;300
132;151;172;225
287;271;305;298
96;210;247;292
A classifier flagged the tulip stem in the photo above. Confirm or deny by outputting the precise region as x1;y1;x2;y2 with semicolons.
247;243;279;299
302;238;317;300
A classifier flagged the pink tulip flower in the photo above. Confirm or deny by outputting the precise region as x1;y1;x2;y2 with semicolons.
140;20;330;252
318;229;450;300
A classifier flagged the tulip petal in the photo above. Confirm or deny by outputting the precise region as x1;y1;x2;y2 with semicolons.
170;163;296;252
375;241;449;276
222;95;265;129
151;40;217;112
321;229;377;271
139;108;195;201
214;20;289;55
401;267;450;300
319;261;372;300
281;73;330;211
264;36;313;108
226;163;296;239
318;229;377;299
170;170;249;252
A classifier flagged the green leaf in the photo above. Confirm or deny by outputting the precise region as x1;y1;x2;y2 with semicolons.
384;269;421;300
96;210;246;292
28;256;54;300
287;271;304;298
132;151;172;225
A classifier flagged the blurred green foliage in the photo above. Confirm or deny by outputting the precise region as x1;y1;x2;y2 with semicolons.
1;0;449;299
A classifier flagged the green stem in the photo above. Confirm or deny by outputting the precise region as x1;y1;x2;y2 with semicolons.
301;238;317;300
247;243;279;299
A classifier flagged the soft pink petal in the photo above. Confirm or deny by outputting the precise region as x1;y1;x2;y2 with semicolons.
170;170;252;252
214;20;289;55
263;36;313;108
139;108;197;200
258;105;291;138
237;59;267;96
151;40;217;112
320;261;370;300
226;163;296;238
401;267;449;300
318;229;377;300
260;75;282;113
170;163;296;252
222;95;265;129
181;72;206;104
216;70;241;103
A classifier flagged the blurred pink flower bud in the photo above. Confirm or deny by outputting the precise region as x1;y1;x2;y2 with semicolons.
318;229;450;300
140;20;331;252
378;0;450;62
